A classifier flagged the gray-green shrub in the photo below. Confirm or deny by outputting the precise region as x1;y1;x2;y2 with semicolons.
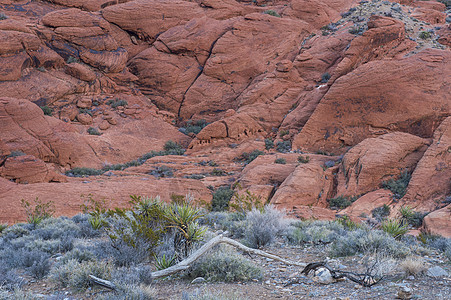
244;205;287;248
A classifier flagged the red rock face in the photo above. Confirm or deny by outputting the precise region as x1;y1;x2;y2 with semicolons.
0;0;449;236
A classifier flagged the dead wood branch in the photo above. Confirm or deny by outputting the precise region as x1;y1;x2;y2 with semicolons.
150;234;307;279
89;275;116;290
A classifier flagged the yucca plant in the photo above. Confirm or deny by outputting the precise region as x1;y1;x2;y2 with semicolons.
164;203;207;258
381;219;408;239
154;254;177;271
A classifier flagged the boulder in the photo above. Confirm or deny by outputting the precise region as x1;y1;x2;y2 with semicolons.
293;49;450;154
402;117;451;210
65;63;96;82
423;205;451;238
340;189;394;218
0;155;67;183
337;132;429;196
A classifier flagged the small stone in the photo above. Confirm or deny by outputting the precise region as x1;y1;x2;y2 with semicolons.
313;267;334;284
265;280;271;285
426;266;448;278
191;277;206;284
76;113;93;125
397;286;412;299
99;120;110;130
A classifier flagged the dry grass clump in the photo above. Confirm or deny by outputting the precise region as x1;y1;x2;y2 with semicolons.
399;256;427;276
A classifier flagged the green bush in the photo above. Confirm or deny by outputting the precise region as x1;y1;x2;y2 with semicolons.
211;187;235;211
287;220;347;245
419;31;432;39
274;158;286;164
50;259;112;289
263;10;281;18
372;204;391;221
107;99;128;108
321;72;331;83
400;206;425;228
264;138;274;150
327;195;357;210
236;150;264;164
40;105;52;116
87;127;101;135
180;119;208;135
382;170;411;199
187;246;263;282
276;141;291;153
297;155;310;163
163;140;185;155
211;168;226;176
20;198;55;226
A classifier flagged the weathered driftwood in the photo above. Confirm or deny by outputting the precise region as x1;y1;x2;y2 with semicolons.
150;234;307;279
89;235;380;287
89;274;116;290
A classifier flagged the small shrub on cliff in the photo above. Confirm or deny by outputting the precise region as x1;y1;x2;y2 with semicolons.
399;206;425;228
372;204;391;221
87;127;101;136
265;138;274;150
180;119;208;135
297;155;310;163
211;187;235;211
263;10;281;18
7;150;26;157
419;31;432;39
0;12;8;20
382;170;411;199
276;141;291;153
107;99;128;108
327;195;357;210
321;72;331;83
40;105;52;116
274;158;286;164
236;150;264;164
163;140;185;155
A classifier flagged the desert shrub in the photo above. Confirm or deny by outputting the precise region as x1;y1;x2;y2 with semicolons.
211;168;226;176
182;290;245;300
20;198;55;226
110;265;153;286
372;204;391;221
276;141;291;153
87;127;101;135
0;12;8;20
40;105;52;116
229;190;265;217
72;213;103;238
236;150;264;164
399;256;426;276
97;284;156;300
211;187;235;211
50;259;112;289
419;31;432;39
287;220;347;245
382;170;411;199
297;155;310;163
34;217;81;240
244;205;287;248
107;99;128;108
264;138;274;150
0;265;26;291
320;72;331;83
399;206;425;228
381;219;408;239
60;247;96;264
336;216;361;230
263;10;281;17
330;228;409;258
1;223;32;241
180;119;208;135
148;165;174;178
65;167;103;177
274;158;286;164
0;223;8;235
327;195;357;210
187;246;262;282
28;256;51;279
7;151;26;157
163;140;185;155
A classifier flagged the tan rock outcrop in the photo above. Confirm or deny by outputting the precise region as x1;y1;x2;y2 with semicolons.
423;205;451;238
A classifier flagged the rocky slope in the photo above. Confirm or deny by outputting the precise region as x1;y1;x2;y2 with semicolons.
0;0;449;236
